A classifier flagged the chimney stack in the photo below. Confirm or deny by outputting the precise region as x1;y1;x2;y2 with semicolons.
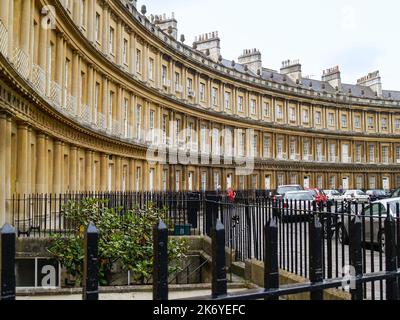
322;66;341;90
238;49;262;74
280;59;302;82
356;71;382;97
153;12;178;40
192;32;221;63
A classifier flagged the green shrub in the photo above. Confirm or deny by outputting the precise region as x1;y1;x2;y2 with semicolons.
48;198;188;286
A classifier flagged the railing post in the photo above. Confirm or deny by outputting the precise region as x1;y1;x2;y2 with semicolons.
272;199;280;219
205;193;219;237
187;193;199;229
212;220;227;299
326;202;333;278
83;222;99;300
385;214;399;300
153;220;168;301
309;215;323;300
245;199;252;259
1;224;16;300
264;218;279;300
349;215;363;300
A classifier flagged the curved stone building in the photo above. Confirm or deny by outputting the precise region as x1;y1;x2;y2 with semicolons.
1;0;400;223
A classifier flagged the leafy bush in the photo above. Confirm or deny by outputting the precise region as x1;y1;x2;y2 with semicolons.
48;199;189;286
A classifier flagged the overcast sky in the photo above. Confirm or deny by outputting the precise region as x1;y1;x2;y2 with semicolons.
138;0;400;91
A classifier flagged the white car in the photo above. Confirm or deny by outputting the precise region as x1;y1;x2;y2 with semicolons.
342;197;400;251
342;190;370;203
324;190;343;202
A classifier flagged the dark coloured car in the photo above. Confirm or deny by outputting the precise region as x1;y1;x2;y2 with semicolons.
274;185;303;200
391;188;400;198
366;190;388;202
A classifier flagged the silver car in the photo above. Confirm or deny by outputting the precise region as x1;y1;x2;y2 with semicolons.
342;197;400;251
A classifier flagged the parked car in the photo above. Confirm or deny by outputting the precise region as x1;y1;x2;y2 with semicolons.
274;185;304;200
366;190;388;202
390;188;400;198
342;190;370;203
306;188;329;206
324;190;343;202
280;190;315;222
342;198;400;251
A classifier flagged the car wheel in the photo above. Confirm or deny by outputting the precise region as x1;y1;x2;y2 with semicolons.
377;230;385;253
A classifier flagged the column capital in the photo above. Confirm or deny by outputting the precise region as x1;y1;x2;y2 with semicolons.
17;120;31;130
35;130;47;138
0;107;15;120
56;31;65;39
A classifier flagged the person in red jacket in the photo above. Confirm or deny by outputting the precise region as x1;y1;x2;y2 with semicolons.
227;188;236;203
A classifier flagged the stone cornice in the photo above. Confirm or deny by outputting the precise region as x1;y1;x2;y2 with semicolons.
50;0;400;141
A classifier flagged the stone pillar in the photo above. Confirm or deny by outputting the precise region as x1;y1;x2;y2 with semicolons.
56;32;64;89
100;153;108;191
7;0;13;59
17;123;30;195
36;133;47;193
102;76;109;126
130;33;136;74
102;5;110;55
87;0;95;42
116;20;122;66
114;156;120;191
85;150;93;191
0;114;9;224
72;52;80;115
69;146;78;192
20;0;32;55
38;19;47;72
87;65;94;112
0;0;9;56
53;141;63;194
129;159;135;191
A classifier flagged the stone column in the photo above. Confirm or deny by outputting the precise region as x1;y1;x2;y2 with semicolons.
7;0;13;59
129;159;135;191
56;32;64;91
0;114;8;224
85;150;93;191
87;64;94;115
36;133;47;193
20;0;32;55
0;0;9;56
102;76;109;128
102;4;110;55
69;146;78;192
100;153;108;191
114;156;121;191
116;20;122;66
130;33;136;74
17;123;30;195
53;141;63;194
87;0;95;42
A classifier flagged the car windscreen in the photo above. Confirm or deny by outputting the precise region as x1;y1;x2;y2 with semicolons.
285;193;313;201
356;190;366;195
376;190;386;196
277;186;301;195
